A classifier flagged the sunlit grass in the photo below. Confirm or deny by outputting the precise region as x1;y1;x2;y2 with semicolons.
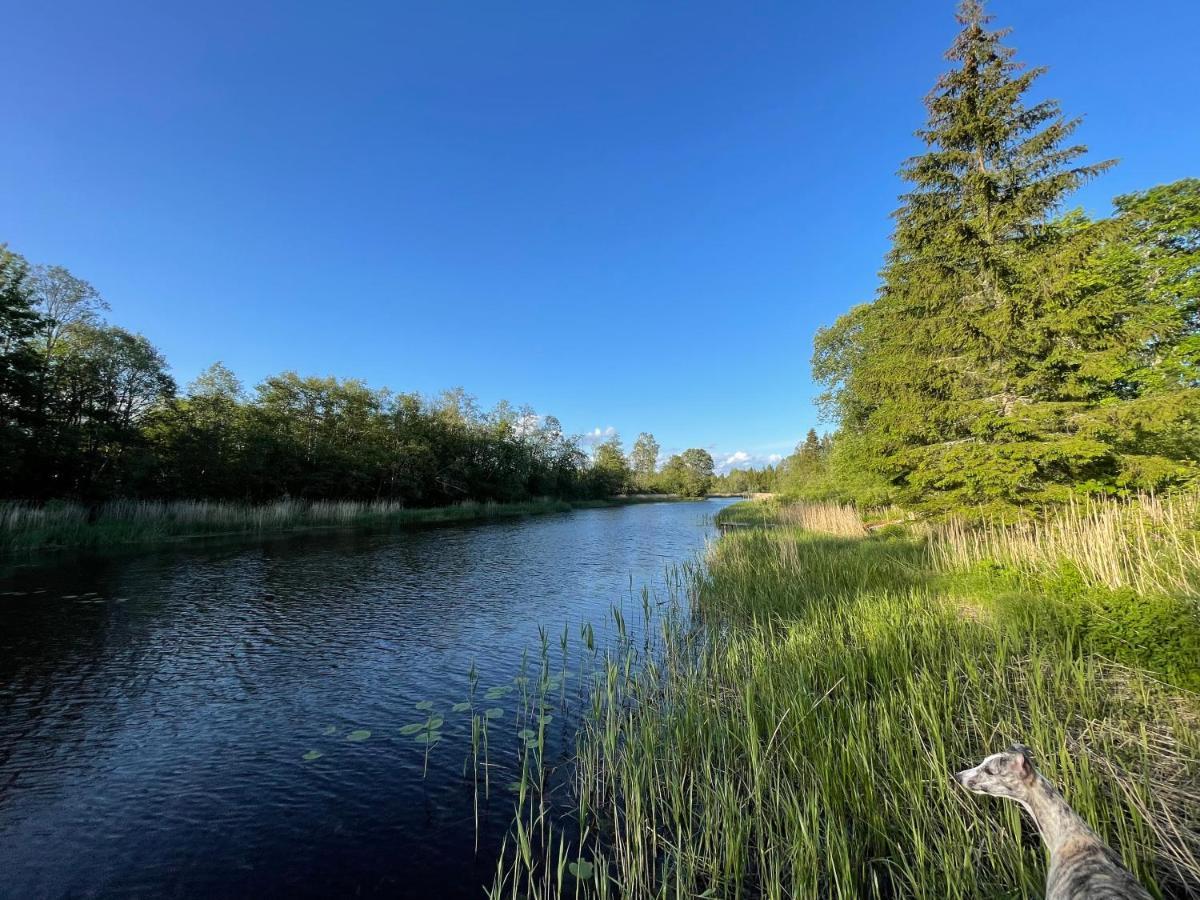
931;493;1200;599
491;500;1200;899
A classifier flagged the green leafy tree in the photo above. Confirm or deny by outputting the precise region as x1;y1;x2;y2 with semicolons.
0;248;43;494
630;432;660;489
39;323;175;498
591;432;631;497
660;448;714;497
146;363;248;497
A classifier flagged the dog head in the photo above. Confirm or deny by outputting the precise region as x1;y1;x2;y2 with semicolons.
954;743;1038;801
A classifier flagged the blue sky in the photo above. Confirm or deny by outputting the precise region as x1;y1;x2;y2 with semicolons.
4;1;1197;472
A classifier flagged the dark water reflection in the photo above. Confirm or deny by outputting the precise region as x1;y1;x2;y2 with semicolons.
0;499;733;899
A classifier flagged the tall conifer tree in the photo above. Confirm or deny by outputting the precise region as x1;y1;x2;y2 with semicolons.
814;0;1140;513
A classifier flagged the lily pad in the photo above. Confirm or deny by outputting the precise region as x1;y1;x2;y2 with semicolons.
426;716;444;730
517;728;537;740
451;702;471;713
322;725;337;736
345;729;371;742
415;700;434;711
415;732;441;745
538;715;554;725
399;723;425;736
484;707;504;720
302;750;324;762
569;860;594;880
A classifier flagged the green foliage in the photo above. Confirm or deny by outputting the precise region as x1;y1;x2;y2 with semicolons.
811;2;1198;515
0;251;679;508
657;448;714;497
629;432;659;490
589;432;631;497
955;561;1200;691
0;247;43;492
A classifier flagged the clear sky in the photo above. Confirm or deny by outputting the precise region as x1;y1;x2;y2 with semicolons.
4;1;1197;471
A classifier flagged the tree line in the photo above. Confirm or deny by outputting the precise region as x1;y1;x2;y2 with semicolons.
733;1;1198;516
0;254;715;505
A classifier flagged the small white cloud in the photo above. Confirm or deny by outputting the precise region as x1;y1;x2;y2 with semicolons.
580;425;617;448
715;449;784;475
715;450;752;475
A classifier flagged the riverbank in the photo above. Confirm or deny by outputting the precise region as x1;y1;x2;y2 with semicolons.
0;495;682;555
493;496;1200;898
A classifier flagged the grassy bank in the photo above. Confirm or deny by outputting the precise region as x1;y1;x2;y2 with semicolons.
492;496;1200;898
0;495;677;554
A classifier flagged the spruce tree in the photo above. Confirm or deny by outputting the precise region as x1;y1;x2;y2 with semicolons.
815;0;1129;514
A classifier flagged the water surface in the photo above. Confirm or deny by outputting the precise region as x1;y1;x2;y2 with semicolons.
0;498;732;898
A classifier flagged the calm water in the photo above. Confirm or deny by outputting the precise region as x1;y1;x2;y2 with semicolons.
0;499;732;899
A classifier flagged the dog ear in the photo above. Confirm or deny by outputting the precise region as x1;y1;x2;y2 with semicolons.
1009;742;1035;776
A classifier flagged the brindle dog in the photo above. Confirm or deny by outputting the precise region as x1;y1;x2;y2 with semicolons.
954;744;1152;899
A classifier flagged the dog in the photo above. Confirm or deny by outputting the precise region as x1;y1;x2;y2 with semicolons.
954;743;1152;899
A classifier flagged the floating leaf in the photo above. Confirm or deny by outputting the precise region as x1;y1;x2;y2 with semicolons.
399;723;424;736
426;716;444;730
302;750;324;762
517;728;537;740
415;732;442;744
345;729;371;742
506;781;523;793
513;676;529;686
451;702;471;713
415;700;434;711
485;707;504;720
538;715;554;725
322;725;337;736
569;860;594;880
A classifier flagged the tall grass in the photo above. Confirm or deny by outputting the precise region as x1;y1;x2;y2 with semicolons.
724;493;1200;598
490;499;1200;899
932;493;1200;598
0;496;662;553
714;498;869;537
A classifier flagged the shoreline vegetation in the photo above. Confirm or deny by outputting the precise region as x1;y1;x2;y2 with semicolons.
491;495;1200;898
0;494;690;555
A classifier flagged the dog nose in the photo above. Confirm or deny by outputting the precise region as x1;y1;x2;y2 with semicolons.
953;771;967;785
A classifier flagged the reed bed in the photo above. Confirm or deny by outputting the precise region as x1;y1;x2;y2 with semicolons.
491;501;1200;899
774;500;868;538
931;493;1200;598
0;497;604;553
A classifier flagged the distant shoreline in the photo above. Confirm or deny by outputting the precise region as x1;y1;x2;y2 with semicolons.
0;495;694;556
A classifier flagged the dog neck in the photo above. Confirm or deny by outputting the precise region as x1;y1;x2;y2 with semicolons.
1016;774;1095;855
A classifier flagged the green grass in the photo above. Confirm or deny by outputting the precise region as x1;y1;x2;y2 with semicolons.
491;504;1200;899
715;498;783;527
0;495;680;554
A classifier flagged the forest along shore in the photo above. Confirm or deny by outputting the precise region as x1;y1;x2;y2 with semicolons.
0;495;688;555
489;495;1200;899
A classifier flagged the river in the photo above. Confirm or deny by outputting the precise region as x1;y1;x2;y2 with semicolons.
0;498;734;898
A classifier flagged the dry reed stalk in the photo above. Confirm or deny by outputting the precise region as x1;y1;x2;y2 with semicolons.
931;493;1200;597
